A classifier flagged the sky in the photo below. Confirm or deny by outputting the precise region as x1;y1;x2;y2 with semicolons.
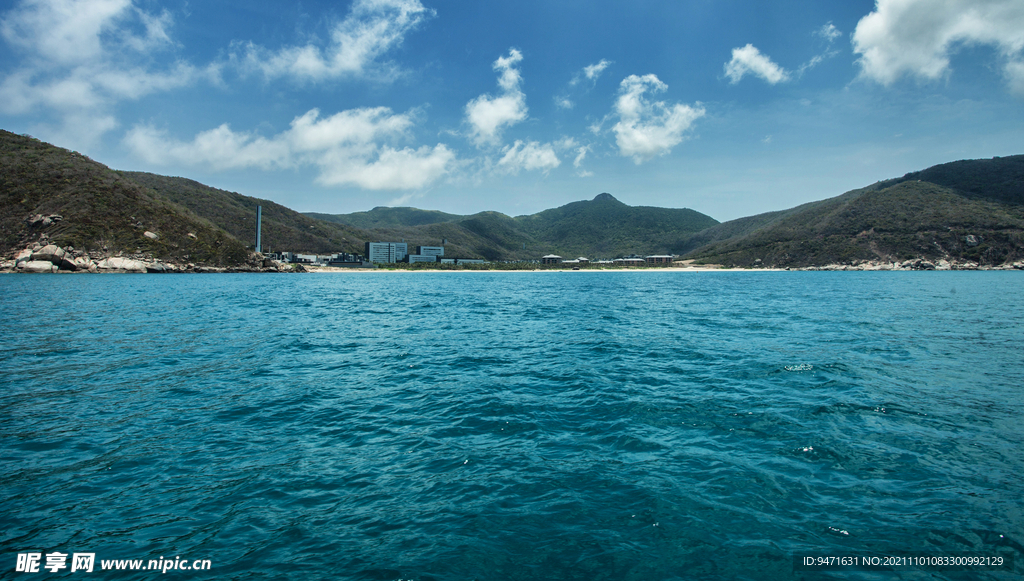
1;0;1022;222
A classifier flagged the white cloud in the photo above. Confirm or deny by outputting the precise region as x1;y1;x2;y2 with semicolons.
125;107;454;190
817;22;842;44
316;143;454;189
571;59;613;86
573;146;588;168
852;0;1024;94
724;44;790;84
497;140;560;174
0;0;209;146
584;59;613;81
555;95;574;109
610;74;705;164
237;0;432;82
465;48;528;146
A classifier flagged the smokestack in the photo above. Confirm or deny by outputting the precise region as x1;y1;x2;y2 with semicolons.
255;205;262;253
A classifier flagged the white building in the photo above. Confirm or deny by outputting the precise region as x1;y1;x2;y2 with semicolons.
365;242;408;263
417;246;445;257
408;255;437;264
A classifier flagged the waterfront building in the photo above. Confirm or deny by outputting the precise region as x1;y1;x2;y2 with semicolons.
541;254;562;264
646;255;675;265
365;242;408;263
417;246;445;257
408;255;438;264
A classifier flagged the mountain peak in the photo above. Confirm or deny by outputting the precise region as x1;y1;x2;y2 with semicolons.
593;193;617;202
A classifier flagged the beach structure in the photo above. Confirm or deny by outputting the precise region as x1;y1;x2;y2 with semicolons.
365;242;408;263
408;255;438;264
613;258;646;267
542;254;562;264
417;246;445;257
645;255;675;265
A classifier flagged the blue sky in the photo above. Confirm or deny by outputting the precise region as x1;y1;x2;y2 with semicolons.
1;0;1022;221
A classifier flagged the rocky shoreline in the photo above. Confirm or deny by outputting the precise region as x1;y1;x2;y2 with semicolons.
2;241;301;274
4;242;1024;274
795;258;1024;271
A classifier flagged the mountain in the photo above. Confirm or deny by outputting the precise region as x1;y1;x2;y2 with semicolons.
683;155;1024;267
1;130;249;266
5;128;1021;269
308;206;462;229
309;193;720;260
123;172;369;256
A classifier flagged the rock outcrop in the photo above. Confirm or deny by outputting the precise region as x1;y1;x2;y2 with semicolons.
96;257;148;272
18;260;59;273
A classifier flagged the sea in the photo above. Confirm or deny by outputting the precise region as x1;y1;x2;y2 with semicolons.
1;271;1022;581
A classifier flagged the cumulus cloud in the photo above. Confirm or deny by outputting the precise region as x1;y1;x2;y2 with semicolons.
572;146;593;177
724;23;842;85
465;48;528;146
497;140;560;174
0;0;211;145
237;0;432;82
817;22;842;44
724;44;789;84
125;107;454;190
584;59;613;81
571;59;613;86
610;74;705;164
852;0;1024;94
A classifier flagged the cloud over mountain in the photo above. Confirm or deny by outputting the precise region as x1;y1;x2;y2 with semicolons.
611;74;705;163
465;48;529;146
126;107;453;190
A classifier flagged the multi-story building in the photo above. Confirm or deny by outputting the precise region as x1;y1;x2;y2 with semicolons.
417;246;445;257
645;255;675;265
365;242;408;263
408;255;438;264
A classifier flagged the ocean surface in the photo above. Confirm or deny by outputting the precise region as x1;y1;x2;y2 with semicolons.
2;271;1022;580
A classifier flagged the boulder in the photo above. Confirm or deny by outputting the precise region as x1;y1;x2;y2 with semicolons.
146;262;171;273
14;248;33;265
144;231;159;240
96;257;147;272
31;244;66;265
25;214;63;228
18;260;58;273
58;256;78;271
187;232;197;240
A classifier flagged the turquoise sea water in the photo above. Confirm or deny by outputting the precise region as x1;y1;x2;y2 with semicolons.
1;271;1023;580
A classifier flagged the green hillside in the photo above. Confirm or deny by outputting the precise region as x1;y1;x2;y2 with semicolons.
1;130;249;265
124;172;369;256
684;156;1024;267
309;206;462;229
309;193;720;260
514;193;719;258
6;128;1021;269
